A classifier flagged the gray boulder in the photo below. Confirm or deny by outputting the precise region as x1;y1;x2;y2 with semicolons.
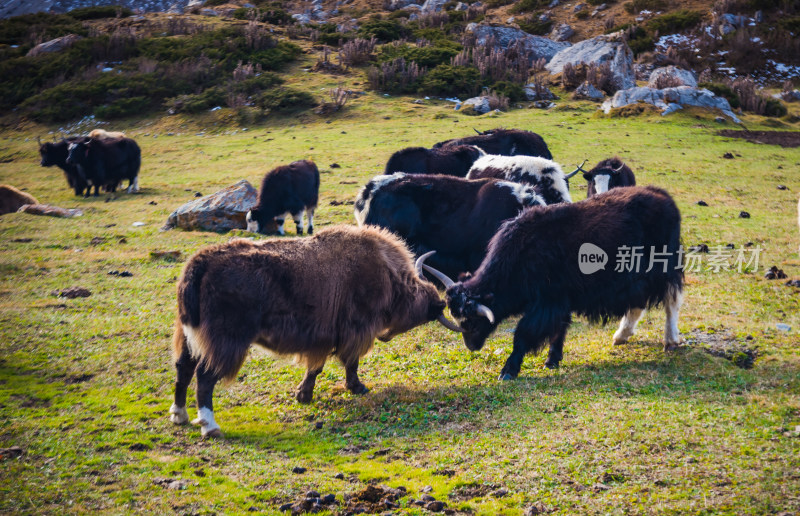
546;32;635;91
573;81;604;101
648;66;697;88
387;0;414;9
163;180;258;232
524;83;557;101
26;34;82;57
462;96;492;114
421;0;448;12
292;13;312;24
549;23;574;42
601;86;741;123
467;23;571;63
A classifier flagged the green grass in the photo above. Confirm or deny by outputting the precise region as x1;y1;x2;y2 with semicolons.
1;89;799;514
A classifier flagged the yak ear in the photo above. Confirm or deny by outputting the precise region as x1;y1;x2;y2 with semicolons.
457;272;472;281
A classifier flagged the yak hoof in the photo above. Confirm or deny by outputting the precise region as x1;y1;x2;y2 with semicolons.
169;404;189;425
348;383;369;395
498;372;514;381
663;340;681;352
296;390;314;404
544;361;560;370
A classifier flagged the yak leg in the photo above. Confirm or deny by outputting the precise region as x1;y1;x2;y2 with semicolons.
544;315;571;370
613;308;645;345
306;208;315;235
128;175;139;193
499;314;549;381
296;355;327;403
292;211;304;236
192;365;222;438
344;360;369;395
663;287;683;351
275;214;287;236
169;340;197;425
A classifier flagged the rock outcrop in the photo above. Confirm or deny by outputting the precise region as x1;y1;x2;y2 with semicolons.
163;180;258;232
546;32;635;91
601;86;741;123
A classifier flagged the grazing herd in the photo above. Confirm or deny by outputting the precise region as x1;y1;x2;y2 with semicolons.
28;125;688;439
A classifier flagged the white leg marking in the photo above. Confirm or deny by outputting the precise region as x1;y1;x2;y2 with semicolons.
182;324;200;357
664;287;683;349
293;212;303;234
128;175;140;193
613;308;645;345
307;208;315;233
276;217;286;236
169;403;189;425
594;175;611;194
192;406;222;438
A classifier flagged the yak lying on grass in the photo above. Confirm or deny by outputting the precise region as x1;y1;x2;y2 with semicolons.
424;186;684;380
0;185;38;215
168;225;459;438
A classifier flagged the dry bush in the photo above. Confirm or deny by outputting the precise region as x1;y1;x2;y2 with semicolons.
467;4;486;20
604;16;617;31
226;92;248;108
724;28;767;74
652;73;685;89
339;37;377;67
330;83;351;109
525;75;550;100
531;57;546;73
698;68;713;83
484;88;509;110
560;62;581;90
417;12;449;28
726;77;786;116
586;61;614;93
243;19;275;51
137;58;158;74
232;61;259;81
367;57;426;92
313;46;347;74
452;41;532;84
763;28;800;66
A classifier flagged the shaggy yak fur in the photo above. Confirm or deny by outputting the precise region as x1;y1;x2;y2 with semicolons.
354;173;544;280
432;128;553;160
426;186;684;380
383;145;485;177
584;157;636;197
38;137;90;196
88;129;126;140
466;154;573;206
246;159;320;235
169;225;447;438
0;185;38;215
66;136;141;196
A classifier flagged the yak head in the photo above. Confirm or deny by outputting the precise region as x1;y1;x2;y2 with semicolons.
584;158;626;195
420;259;498;351
38;140;63;167
65;141;89;166
377;251;461;342
245;208;280;235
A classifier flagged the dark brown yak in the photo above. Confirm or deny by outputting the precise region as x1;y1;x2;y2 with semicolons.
168;225;459;437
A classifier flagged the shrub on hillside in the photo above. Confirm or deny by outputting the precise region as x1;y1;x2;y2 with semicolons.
623;0;665;14
166;87;227;114
68;6;133;20
256;87;316;112
509;0;548;13
418;64;480;97
646;10;702;34
490;80;526;102
377;41;461;68
518;15;553;35
699;82;741;109
94;96;150;119
357;19;409;42
367;57;426;93
0;12;87;45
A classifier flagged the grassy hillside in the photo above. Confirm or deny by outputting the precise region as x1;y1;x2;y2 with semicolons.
1;90;800;514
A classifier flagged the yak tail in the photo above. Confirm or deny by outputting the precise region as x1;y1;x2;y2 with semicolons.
175;255;251;382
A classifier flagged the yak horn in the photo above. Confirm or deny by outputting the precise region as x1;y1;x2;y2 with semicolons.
475;303;495;324
473;127;483;135
422;263;456;289
415;250;436;278
612;162;625;173
564;159;588;179
437;313;463;332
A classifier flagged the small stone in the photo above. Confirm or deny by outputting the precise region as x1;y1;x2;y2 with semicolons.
421;485;433;493
330;163;341;168
776;323;791;332
696;200;708;206
425;500;446;512
491;488;509;497
739;211;750;218
525;502;548;515
421;494;435;502
725;243;735;249
314;421;324;429
723;152;734;159
777;185;788;190
334;473;345;479
322;494;336;504
194;192;203;197
292;466;307;474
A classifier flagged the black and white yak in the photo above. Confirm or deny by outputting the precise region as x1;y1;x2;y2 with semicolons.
432;128;553;160
66;136;141;197
583;157;636;197
423;186;684;379
354;173;544;280
384;145;486;177
246;159;320;235
168;225;460;437
466;154;582;205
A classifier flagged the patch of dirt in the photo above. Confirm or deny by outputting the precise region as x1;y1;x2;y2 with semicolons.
52;286;91;299
717;130;800;148
0;446;24;461
686;329;759;369
448;483;499;501
64;373;94;384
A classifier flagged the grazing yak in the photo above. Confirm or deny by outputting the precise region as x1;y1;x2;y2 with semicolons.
168;225;460;438
38;137;90;196
0;185;38;215
423;186;684;380
246;159;320;235
433;128;553;159
88;129;126;140
466;155;580;205
583;157;636;197
384;145;485;177
354;173;544;279
66;136;141;196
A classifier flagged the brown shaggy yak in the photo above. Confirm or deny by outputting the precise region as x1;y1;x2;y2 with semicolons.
0;185;38;215
168;224;459;437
